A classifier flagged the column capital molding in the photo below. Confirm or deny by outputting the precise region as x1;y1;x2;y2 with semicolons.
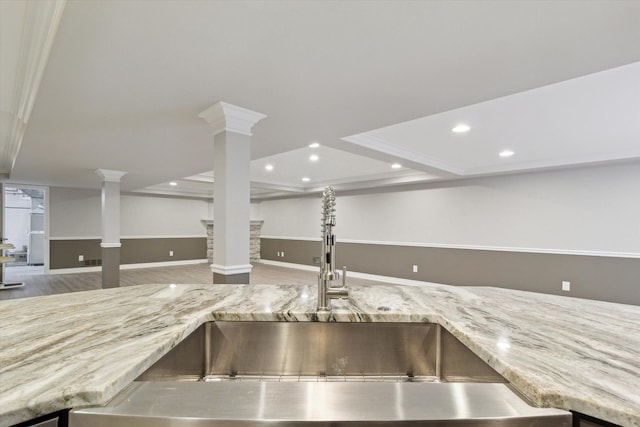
95;169;127;182
198;101;266;136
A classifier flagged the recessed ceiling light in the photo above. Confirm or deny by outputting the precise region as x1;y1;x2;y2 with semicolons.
499;150;515;158
169;181;178;186
265;164;274;171
309;142;320;148
309;154;319;162
451;124;471;133
302;177;310;182
391;163;402;169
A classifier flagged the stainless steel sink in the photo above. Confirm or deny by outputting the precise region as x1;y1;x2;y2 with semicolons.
137;322;507;383
70;322;571;426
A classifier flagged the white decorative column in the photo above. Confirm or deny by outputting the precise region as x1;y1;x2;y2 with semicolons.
95;169;127;288
198;102;266;284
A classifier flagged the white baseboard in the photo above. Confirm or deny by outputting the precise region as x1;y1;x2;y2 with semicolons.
257;259;436;287
259;259;318;272
48;266;102;274
48;259;209;275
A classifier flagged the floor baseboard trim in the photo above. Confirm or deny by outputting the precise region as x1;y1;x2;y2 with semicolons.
48;259;209;275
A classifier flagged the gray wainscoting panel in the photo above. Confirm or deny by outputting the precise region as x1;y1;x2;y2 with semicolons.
120;237;206;264
50;237;207;269
260;238;640;305
50;239;102;269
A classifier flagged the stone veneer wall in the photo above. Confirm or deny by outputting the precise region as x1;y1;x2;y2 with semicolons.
203;220;264;263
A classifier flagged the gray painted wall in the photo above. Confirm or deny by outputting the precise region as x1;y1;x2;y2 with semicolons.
258;163;640;305
48;187;265;270
50;237;206;269
49;188;210;269
261;238;640;305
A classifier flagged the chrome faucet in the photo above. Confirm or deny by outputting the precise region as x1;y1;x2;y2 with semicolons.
317;186;348;311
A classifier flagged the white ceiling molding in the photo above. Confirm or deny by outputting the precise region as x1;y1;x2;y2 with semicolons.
198;101;267;137
307;172;440;193
250;180;307;193
0;0;66;177
341;133;465;176
95;169;127;182
182;173;215;183
128;188;212;200
463;148;640;177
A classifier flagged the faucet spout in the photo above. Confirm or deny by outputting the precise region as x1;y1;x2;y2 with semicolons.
317;187;349;312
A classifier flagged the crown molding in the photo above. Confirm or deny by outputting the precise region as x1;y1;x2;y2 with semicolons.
95;169;127;182
463;149;640;177
198;101;267;136
0;0;66;176
342;133;465;176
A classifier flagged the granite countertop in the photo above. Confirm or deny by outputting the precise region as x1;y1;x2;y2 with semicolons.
0;281;638;427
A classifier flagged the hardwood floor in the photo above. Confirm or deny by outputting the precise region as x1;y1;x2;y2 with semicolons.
0;262;378;301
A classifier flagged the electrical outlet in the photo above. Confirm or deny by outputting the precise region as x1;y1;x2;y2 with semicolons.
78;255;84;262
562;281;571;292
412;265;418;273
281;251;285;257
169;251;174;257
277;251;281;257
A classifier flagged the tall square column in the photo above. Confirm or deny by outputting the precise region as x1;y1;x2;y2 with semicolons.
198;102;266;284
95;169;126;288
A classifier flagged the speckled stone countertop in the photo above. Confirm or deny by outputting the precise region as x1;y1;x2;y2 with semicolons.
0;281;638;427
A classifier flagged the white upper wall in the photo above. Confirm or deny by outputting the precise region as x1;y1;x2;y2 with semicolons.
120;195;208;237
205;201;263;222
259;163;640;256
49;187;101;238
50;188;264;238
50;188;209;238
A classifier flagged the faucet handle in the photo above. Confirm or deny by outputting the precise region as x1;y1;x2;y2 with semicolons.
342;266;347;287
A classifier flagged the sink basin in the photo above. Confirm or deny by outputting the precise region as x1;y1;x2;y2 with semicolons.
70;321;571;426
137;321;506;383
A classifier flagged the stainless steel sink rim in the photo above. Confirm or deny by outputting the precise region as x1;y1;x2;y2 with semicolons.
202;374;442;382
69;322;572;426
70;381;571;427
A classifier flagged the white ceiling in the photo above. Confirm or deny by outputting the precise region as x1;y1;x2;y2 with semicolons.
2;0;640;199
348;62;640;177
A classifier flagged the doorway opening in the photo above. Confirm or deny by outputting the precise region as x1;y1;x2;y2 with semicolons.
3;186;46;279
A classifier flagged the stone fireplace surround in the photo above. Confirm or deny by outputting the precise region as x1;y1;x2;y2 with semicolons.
202;220;263;264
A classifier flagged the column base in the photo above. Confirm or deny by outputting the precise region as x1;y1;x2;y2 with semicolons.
213;272;250;284
101;247;120;288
